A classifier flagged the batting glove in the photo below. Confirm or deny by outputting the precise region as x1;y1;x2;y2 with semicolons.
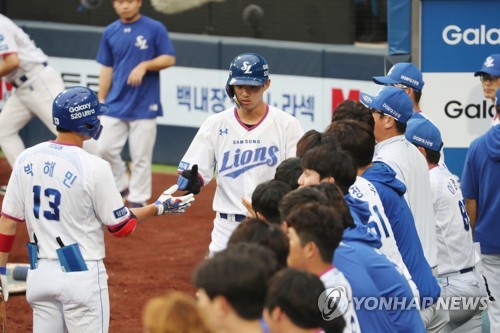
155;185;195;215
177;165;201;195
0;267;8;302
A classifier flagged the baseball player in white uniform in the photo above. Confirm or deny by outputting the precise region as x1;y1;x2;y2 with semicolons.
0;14;65;170
406;118;487;333
0;86;194;333
177;53;303;256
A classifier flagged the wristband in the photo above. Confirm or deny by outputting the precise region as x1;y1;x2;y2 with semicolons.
0;233;16;253
0;267;5;275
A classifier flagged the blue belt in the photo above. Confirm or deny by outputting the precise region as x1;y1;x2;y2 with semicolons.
11;61;48;88
219;213;246;222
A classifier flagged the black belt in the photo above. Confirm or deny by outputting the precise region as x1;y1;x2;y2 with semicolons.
459;267;474;274
219;213;246;222
11;61;48;88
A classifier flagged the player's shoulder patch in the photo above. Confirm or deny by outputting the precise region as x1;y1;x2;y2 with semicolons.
178;161;190;171
113;206;129;219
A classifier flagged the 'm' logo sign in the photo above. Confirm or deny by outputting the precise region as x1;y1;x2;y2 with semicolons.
331;88;360;116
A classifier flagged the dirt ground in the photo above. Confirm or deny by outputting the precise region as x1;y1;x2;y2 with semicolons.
0;158;216;332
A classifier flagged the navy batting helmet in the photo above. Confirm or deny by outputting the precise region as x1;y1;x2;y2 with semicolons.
52;86;108;140
225;53;269;101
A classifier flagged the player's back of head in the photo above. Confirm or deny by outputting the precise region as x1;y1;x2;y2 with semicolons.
252;179;292;224
332;99;374;130
301;145;357;194
312;183;356;229
264;268;346;332
296;130;341;158
325;119;375;168
143;290;215;333
286;203;344;263
274;157;302;190
193;243;278;321
278;186;330;222
228;218;289;269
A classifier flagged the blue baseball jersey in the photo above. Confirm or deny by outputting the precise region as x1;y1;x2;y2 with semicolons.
96;15;175;120
362;161;440;307
336;223;426;333
461;125;500;254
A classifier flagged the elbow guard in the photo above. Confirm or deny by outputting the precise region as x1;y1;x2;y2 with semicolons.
108;212;138;238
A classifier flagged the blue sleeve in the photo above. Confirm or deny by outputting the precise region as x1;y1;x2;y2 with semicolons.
461;144;478;199
154;23;175;56
96;29;113;66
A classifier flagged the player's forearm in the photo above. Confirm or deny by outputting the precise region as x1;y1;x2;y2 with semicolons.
140;54;175;72
0;53;20;77
129;205;158;222
98;66;113;102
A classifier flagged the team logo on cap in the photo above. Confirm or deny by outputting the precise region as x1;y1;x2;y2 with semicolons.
485;56;495;68
362;95;372;103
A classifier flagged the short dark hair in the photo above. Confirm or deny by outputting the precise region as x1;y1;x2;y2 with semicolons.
278;187;330;222
252;180;292;223
193;243;277;320
274;157;302;190
56;126;72;133
413;143;442;165
296;130;341;158
413;89;422;104
301;145;357;194
395;120;407;134
264;268;328;329
312;183;355;229
286;203;344;262
228;218;289;269
332;100;375;131
325;119;375;168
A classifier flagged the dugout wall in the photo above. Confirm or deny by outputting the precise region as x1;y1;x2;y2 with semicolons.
1;20;387;166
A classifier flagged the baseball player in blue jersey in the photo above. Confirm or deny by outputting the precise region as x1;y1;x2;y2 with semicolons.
0;14;66;195
406;118;488;332
177;53;303;256
0;87;194;333
96;0;176;207
461;88;500;332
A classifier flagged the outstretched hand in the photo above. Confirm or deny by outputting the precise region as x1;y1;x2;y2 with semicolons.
177;164;201;195
155;185;195;215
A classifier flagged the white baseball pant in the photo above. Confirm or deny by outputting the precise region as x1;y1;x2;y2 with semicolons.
440;269;487;332
97;116;157;204
208;213;244;257
420;300;451;333
481;254;500;333
0;65;64;166
26;259;109;333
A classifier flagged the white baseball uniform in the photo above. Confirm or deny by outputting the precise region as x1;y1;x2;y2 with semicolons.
373;135;438;271
178;105;303;254
349;176;419;300
430;165;486;332
320;266;361;333
1;141;133;333
0;14;65;166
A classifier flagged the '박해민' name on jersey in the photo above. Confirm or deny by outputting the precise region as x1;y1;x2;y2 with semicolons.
23;159;78;189
219;146;279;179
69;102;95;120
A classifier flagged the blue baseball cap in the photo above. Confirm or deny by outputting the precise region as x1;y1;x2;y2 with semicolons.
372;63;424;91
405;118;442;152
474;54;500;77
360;86;414;124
